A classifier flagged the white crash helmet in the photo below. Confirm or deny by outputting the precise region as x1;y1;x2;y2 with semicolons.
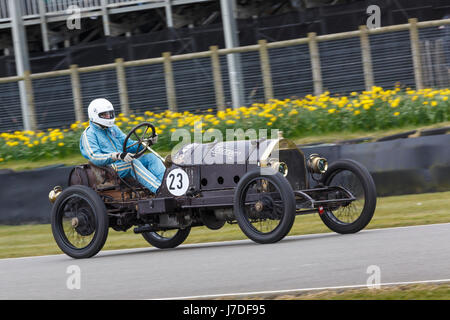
88;98;115;127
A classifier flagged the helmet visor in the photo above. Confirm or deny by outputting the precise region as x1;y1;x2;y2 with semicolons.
98;110;115;120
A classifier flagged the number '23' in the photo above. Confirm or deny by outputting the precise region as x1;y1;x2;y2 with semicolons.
168;173;183;190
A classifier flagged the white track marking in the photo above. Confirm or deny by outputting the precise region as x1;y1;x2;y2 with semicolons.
1;222;449;261
154;279;450;300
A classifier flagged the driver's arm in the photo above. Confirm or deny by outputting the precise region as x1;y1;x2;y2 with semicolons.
80;129;117;166
114;126;141;154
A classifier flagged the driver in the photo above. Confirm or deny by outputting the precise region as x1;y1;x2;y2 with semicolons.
79;98;166;194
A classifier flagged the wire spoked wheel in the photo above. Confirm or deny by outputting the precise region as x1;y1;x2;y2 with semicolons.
234;169;296;244
326;170;365;224
320;159;377;234
61;200;96;248
142;227;191;249
51;185;109;259
243;183;284;233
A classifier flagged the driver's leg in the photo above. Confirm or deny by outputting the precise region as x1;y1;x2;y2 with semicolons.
113;160;161;193
138;153;166;182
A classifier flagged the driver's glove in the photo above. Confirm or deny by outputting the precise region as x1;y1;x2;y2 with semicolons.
146;134;158;146
112;152;134;162
111;153;120;161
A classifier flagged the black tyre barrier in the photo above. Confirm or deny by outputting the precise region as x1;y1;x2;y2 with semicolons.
0;166;73;225
376;130;417;142
0;134;448;225
336;137;374;145
419;126;450;137
303;134;450;197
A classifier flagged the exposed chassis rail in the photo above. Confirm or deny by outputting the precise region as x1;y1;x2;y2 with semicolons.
132;185;356;217
295;186;356;208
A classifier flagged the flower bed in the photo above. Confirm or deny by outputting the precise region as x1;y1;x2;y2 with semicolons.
0;86;448;163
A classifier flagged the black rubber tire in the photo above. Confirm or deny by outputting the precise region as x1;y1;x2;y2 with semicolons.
51;185;109;259
233;169;296;244
319;159;377;234
142;227;191;249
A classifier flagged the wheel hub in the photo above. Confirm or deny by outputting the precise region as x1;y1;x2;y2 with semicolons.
253;195;281;220
254;201;264;212
71;217;79;228
73;210;95;236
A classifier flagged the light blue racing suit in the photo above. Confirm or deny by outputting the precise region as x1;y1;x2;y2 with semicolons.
80;122;166;193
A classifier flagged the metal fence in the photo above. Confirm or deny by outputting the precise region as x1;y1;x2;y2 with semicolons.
0;17;449;132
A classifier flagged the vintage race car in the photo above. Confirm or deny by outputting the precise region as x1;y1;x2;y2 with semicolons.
49;122;377;259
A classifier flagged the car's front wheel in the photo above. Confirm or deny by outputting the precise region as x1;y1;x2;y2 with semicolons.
51;185;109;259
233;169;296;244
319;159;377;234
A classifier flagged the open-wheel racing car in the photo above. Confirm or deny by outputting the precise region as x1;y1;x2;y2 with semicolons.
49;122;377;259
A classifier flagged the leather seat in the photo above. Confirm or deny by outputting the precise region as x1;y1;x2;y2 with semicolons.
69;162;141;191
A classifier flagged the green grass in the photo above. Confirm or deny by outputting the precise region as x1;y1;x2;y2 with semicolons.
0;154;87;171
0;191;449;260
233;283;450;300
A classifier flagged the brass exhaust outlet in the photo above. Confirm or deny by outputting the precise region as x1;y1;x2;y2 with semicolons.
49;186;63;204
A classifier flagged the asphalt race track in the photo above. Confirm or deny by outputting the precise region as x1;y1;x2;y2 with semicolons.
0;223;449;299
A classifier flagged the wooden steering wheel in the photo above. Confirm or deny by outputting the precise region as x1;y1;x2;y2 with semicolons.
122;122;157;159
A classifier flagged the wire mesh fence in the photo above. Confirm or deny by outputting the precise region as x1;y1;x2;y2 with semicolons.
269;44;313;101
0;18;449;132
79;69;120;116
32;74;74;129
320;37;366;95
125;63;167;114
172;57;217;113
0;82;22;132
370;30;416;89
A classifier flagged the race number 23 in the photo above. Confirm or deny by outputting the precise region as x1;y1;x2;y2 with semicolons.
169;172;183;190
166;168;189;196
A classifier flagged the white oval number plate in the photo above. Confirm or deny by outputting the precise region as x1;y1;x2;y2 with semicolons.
166;168;189;196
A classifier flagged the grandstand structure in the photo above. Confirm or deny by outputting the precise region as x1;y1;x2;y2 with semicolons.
1;0;447;57
0;1;448;69
0;0;346;55
0;1;214;52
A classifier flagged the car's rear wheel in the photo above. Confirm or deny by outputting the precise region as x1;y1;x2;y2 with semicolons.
141;227;191;249
233;169;296;244
51;185;109;259
319;159;377;234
